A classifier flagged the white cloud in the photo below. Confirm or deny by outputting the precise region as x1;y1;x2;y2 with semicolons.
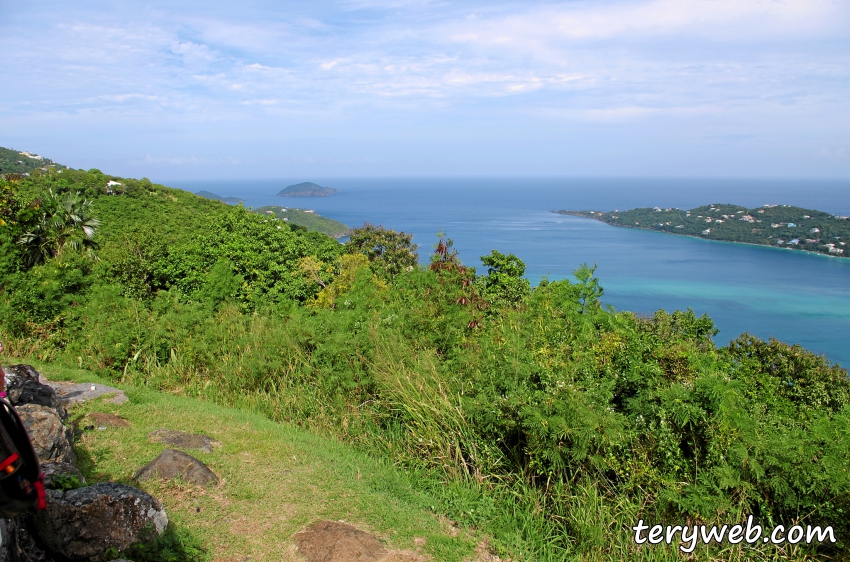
815;148;848;159
97;94;161;103
138;154;208;165
449;0;845;47
171;41;213;57
1;0;848;176
339;0;443;10
8;0;844;112
180;17;299;52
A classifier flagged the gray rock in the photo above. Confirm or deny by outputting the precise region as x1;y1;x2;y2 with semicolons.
17;404;75;466
147;429;220;453
0;515;49;562
134;449;218;486
41;381;127;406
41;462;85;490
31;482;167;562
3;365;66;419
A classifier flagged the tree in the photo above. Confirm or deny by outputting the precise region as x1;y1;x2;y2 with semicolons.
573;262;603;314
346;223;418;278
297;255;328;289
17;190;100;267
474;249;530;309
200;259;244;307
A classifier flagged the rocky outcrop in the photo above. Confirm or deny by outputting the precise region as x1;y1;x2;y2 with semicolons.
0;515;50;562
3;365;66;419
32;483;168;562
41;381;127;406
16;404;75;465
0;365;169;562
147;429;220;453
0;366;76;562
134;449;218;486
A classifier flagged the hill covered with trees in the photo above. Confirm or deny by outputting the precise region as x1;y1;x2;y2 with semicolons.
0;165;848;561
558;204;850;257
254;205;349;238
195;190;244;204
0;146;68;175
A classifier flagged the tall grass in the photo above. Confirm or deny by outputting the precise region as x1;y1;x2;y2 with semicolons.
368;332;501;481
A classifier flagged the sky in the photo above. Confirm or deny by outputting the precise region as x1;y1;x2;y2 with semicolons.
1;0;849;180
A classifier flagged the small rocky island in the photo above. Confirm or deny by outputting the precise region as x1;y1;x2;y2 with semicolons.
556;203;849;258
277;182;338;197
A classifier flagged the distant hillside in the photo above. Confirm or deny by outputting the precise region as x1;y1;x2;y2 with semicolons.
254;205;349;238
277;182;338;197
557;203;849;258
0;146;68;175
196;190;244;204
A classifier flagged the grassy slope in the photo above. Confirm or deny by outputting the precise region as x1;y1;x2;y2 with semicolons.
29;361;480;562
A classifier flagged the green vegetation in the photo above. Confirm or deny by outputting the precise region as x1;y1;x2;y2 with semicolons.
346;222;418;277
195;190;243;204
17;189;101;267
254;205;350;238
1;163;848;561
557;204;850;258
277;181;339;197
48;472;85;492
0;146;68;175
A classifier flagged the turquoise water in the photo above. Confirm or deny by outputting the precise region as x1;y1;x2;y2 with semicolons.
169;177;850;367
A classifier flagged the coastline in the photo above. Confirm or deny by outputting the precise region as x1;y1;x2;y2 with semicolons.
554;211;850;262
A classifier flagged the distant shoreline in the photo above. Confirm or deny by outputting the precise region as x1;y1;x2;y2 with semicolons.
556;208;850;261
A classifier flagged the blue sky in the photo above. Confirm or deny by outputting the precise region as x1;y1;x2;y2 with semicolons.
2;0;849;180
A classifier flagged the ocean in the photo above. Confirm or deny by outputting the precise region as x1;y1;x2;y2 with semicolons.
168;177;850;368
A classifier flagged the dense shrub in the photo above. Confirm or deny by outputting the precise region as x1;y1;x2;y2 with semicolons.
346;222;418;278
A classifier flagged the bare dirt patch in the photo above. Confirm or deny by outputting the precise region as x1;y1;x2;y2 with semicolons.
85;412;130;428
294;520;426;562
229;516;273;536
473;540;505;562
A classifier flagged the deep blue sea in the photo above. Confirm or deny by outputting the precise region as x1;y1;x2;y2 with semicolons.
168;177;850;368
